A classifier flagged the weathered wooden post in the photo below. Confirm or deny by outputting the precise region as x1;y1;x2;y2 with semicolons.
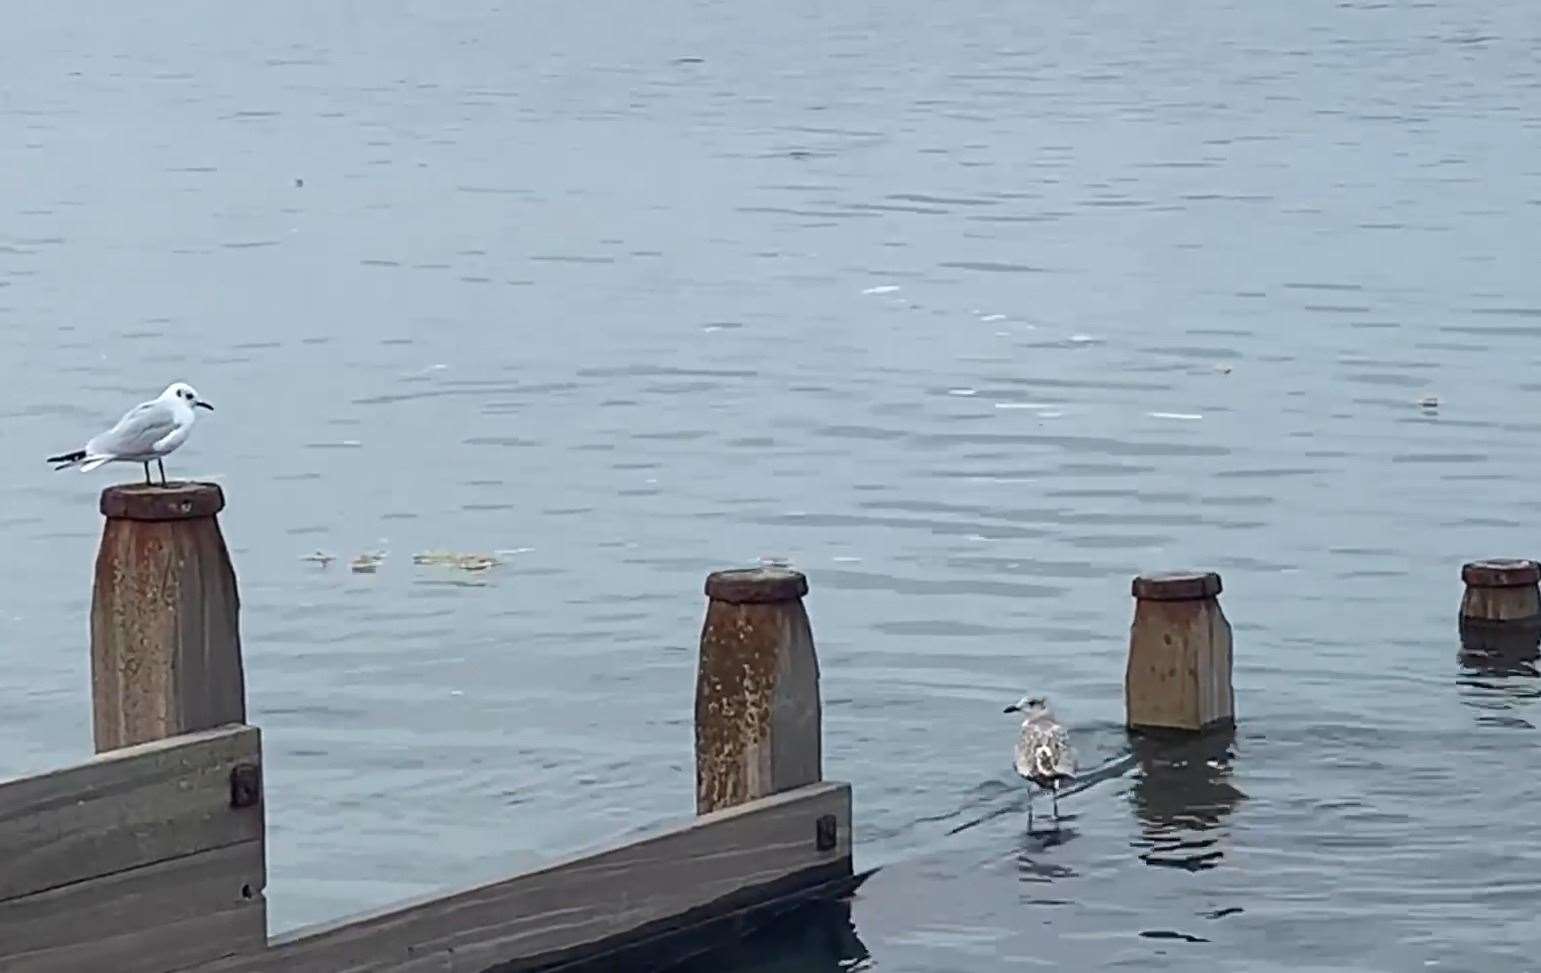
1459;559;1541;625
1125;571;1234;733
695;567;821;814
1458;559;1541;657
91;482;246;752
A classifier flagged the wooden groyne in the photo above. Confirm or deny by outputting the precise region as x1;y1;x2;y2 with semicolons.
0;483;854;973
10;479;1523;970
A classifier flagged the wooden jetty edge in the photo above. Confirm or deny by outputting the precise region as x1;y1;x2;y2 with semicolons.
0;484;855;973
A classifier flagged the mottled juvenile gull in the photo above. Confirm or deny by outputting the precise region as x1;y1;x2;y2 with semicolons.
1004;694;1077;830
46;382;213;486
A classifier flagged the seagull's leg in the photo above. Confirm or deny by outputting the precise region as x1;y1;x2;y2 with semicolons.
1052;784;1061;822
142;461;151;485
157;458;167;486
1026;789;1034;832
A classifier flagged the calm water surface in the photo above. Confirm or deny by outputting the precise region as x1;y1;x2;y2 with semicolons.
3;2;1541;970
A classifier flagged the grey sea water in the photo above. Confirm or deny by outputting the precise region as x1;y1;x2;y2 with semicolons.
3;2;1539;969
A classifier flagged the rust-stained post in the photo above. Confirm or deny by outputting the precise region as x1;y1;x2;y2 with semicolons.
695;567;821;815
1125;571;1234;734
91;482;245;752
1458;559;1541;656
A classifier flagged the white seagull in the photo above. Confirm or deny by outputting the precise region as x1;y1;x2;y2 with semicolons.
47;382;214;486
1005;693;1077;830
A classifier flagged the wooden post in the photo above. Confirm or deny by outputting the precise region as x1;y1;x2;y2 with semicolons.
91;482;245;752
1125;571;1234;733
1458;559;1541;657
695;567;821;815
1459;559;1541;624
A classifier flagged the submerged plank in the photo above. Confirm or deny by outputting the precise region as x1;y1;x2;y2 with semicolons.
0;839;266;973
0;723;262;903
204;781;852;973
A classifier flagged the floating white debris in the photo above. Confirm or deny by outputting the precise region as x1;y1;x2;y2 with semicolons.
861;285;900;295
1148;412;1203;421
758;555;792;568
1069;334;1100;343
301;550;335;567
980;313;1006;322
413;550;501;572
1418;395;1439;409
831;555;862;563
493;547;535;557
947;388;978;396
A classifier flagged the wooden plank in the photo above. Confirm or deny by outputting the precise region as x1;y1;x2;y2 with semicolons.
0;840;266;973
203;781;852;973
0;724;262;902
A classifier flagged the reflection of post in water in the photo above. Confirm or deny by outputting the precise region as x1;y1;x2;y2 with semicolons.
662;891;871;973
1458;615;1541;677
1129;728;1244;872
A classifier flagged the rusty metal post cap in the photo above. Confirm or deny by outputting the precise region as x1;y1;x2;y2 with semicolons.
1132;571;1222;601
100;482;225;521
1461;559;1540;588
705;567;808;604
